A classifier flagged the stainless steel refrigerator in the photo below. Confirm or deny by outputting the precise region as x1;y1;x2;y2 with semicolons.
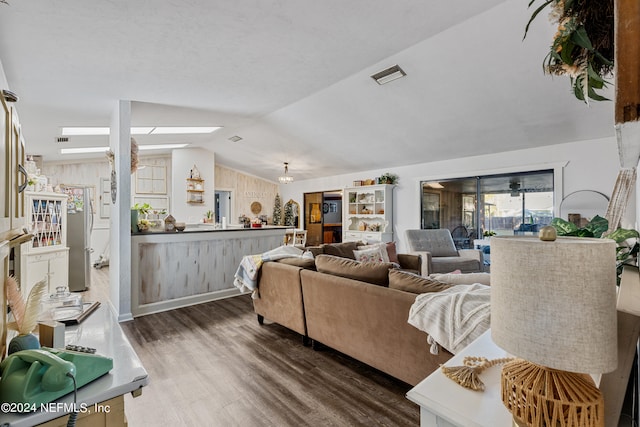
66;186;93;292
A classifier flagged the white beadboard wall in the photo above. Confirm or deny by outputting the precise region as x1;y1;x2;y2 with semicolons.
40;154;172;263
215;164;279;224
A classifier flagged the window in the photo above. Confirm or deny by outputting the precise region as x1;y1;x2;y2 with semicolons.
421;170;554;247
135;165;166;194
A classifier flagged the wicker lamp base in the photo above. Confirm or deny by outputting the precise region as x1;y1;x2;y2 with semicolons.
501;359;604;427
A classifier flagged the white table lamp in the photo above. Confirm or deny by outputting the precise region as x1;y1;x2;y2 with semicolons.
491;232;618;427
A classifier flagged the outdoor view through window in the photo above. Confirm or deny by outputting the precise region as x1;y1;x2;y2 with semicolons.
420;169;554;250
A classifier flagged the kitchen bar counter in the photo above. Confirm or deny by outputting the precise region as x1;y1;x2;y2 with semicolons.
131;226;286;316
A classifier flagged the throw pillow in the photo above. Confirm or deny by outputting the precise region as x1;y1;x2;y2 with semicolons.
315;254;394;286
429;272;491;286
389;269;452;294
385;241;399;264
356;241;399;264
353;246;386;263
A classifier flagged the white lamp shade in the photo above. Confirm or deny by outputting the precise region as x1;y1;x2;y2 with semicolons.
491;236;618;374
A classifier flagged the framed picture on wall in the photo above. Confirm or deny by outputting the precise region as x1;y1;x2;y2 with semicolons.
309;203;322;224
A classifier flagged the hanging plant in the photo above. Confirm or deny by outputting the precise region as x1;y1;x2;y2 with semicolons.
525;0;614;103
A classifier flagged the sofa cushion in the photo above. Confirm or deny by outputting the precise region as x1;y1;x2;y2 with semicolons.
353;246;386;263
323;241;360;259
389;269;452;294
315;254;393;286
306;246;325;258
430;272;491;286
276;257;317;270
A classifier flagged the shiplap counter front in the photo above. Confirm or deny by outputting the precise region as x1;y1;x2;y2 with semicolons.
131;226;286;317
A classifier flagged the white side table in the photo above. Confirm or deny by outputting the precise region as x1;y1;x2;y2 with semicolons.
406;330;512;427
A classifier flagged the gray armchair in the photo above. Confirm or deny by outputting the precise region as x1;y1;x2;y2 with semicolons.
405;229;484;276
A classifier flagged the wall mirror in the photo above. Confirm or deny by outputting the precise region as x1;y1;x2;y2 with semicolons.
559;190;609;225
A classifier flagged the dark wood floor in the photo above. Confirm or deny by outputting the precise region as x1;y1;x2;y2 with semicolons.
97;268;419;426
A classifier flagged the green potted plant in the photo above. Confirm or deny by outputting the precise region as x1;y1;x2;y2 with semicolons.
204;210;214;223
550;215;639;281
378;173;399;185
525;0;614;102
131;203;152;232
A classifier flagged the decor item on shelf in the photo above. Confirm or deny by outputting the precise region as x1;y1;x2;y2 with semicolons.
6;277;47;354
131;208;139;232
164;214;176;232
250;201;262;215
204;210;214;223
378;173;398;185
525;0;614;103
137;219;150;232
278;162;293;184
491;234;617;427
132;202;151;217
105;137;140;174
272;193;282;225
175;222;186;232
191;164;201;179
441;356;514;392
238;214;251;228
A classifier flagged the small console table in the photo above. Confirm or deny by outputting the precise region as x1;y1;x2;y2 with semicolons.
406;330;512;427
2;304;149;427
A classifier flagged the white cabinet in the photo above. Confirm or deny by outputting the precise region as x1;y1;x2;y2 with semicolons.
343;184;394;242
20;192;69;296
21;248;69;296
1;94;26;242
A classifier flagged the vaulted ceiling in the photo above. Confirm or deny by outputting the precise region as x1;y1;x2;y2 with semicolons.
0;0;615;183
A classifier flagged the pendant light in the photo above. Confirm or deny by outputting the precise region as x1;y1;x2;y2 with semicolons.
278;162;293;184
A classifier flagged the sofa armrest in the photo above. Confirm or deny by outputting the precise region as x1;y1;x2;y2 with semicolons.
408;251;433;276
458;249;484;265
396;253;422;275
252;262;307;336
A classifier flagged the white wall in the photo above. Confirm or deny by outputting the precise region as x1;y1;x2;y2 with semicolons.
0;59;8;90
171;148;215;223
279;137;626;253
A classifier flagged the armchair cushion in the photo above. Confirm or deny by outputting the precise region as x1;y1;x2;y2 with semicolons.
431;257;482;274
430;272;491;286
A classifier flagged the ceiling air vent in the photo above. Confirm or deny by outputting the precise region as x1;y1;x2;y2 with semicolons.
228;135;243;142
56;137;70;143
370;65;406;85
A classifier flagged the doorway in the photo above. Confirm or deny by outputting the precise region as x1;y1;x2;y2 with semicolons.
304;190;342;246
215;190;232;224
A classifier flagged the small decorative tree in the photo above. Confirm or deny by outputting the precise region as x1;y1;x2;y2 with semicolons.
284;202;294;226
272;193;282;225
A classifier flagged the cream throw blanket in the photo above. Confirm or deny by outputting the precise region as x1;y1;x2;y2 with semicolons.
233;245;313;298
408;283;491;355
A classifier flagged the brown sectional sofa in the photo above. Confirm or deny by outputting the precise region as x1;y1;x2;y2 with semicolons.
252;241;453;386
